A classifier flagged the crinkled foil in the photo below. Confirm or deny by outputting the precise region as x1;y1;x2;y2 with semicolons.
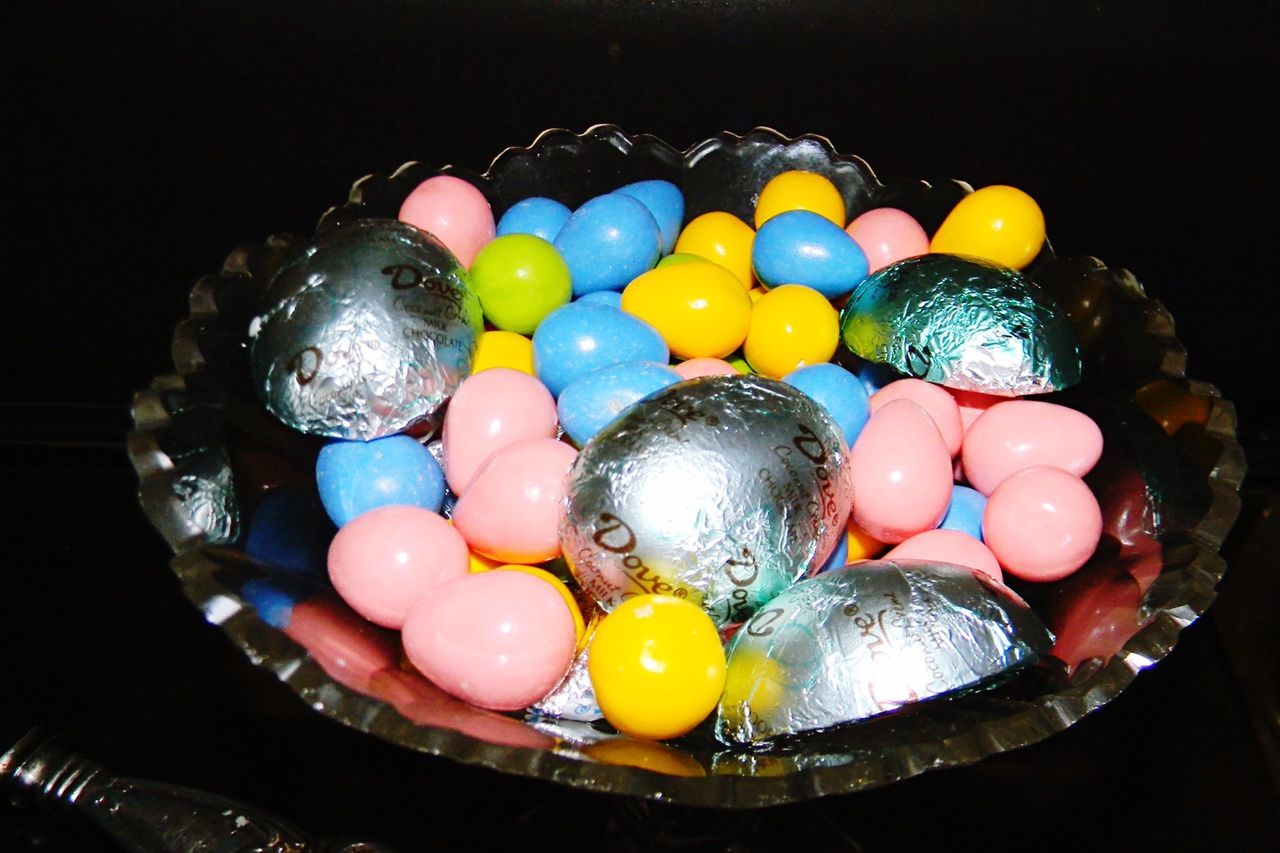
562;375;852;627
716;559;1053;745
840;254;1082;396
250;219;483;440
528;644;603;722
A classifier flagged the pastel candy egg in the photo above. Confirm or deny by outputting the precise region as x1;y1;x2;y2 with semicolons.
441;367;559;494
471;330;534;376
316;435;446;527
783;362;870;447
845;207;930;273
949;388;1004;434
752;210;869;299
754;170;846;229
884;529;1002;582
401;570;576;711
492;564;587;647
621;260;752;359
846;518;886;560
244;486;336;579
743;284;839;378
554;194;662;296
615;179;685;255
849;399;952;543
938;485;987;540
576;290;623;307
674;357;740;380
496;197;572;242
468;234;572;334
870;378;964;457
451;437;578;563
983;466;1102;582
962;400;1104;496
674;211;755;289
556;361;682;447
327;505;469;628
929;185;1046;271
532;301;669;396
398;175;495;267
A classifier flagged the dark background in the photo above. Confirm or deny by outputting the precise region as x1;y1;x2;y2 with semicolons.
4;2;1278;850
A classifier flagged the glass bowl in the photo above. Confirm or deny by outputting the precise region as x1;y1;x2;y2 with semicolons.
127;126;1245;809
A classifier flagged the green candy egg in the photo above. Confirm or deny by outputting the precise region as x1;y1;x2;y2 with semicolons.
469;234;572;335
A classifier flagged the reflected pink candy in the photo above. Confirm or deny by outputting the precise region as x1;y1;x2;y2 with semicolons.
948;388;1005;434
401;571;577;711
849;399;952;544
983;466;1102;582
885;529;1003;582
963;400;1104;496
451;437;577;563
397;175;496;267
327;505;469;629
1049;568;1145;674
283;596;398;692
845;208;930;273
870;378;964;457
442;368;558;494
673;358;739;380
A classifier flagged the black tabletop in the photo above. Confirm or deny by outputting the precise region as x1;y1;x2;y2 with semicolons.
5;3;1278;850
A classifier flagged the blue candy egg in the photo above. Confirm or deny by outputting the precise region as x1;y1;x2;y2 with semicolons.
244;485;336;579
557;361;683;446
576;290;623;308
856;360;904;396
554;194;662;296
753;210;869;298
782;362;870;447
533;301;669;397
938;485;988;541
496;196;572;242
816;527;850;574
315;434;446;527
241;575;318;629
614;180;685;255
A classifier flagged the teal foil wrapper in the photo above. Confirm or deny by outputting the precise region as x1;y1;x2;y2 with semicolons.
716;559;1053;745
839;254;1082;396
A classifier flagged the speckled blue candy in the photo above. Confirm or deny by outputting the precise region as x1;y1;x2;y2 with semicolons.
554;194;662;296
615;180;685;255
244;486;336;579
783;362;870;447
576;290;623;308
532;301;669;397
752;210;869;299
938;485;988;541
496;197;572;243
315;434;446;527
557;361;683;446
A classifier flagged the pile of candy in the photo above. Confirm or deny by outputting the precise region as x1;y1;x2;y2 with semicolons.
246;165;1106;745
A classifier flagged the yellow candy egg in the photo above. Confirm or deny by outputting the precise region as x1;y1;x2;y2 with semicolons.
847;519;886;561
493;564;586;646
929;185;1046;270
742;284;839;378
673;211;755;290
588;594;727;740
467;548;502;573
470;330;535;375
621;261;752;359
754;170;846;229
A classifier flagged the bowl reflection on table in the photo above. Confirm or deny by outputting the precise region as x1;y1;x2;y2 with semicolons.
127;126;1245;808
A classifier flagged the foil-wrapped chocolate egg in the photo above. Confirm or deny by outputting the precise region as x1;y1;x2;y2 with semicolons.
840;254;1082;396
561;375;852;627
250;219;483;440
715;559;1053;745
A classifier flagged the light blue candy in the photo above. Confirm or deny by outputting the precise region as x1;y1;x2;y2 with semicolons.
533;302;669;397
782;362;871;447
615;180;685;255
857;360;904;396
815;529;850;575
752;210;869;299
554;194;662;296
244;486;336;579
938;485;987;541
576;290;623;308
496;197;572;242
557;361;683;446
315;434;446;527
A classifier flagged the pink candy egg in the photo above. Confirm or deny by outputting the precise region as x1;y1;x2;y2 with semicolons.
845;207;930;273
884;529;1003;582
962;400;1104;495
401;570;577;711
398;175;496;267
948;388;1005;434
870;378;964;457
442;367;559;494
673;358;740;380
849;399;952;543
983;466;1102;582
451;437;577;563
327;505;469;629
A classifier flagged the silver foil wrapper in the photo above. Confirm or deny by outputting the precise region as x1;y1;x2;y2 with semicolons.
716;559;1053;745
250;219;483;440
528;644;603;722
840;254;1082;396
562;375;853;627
